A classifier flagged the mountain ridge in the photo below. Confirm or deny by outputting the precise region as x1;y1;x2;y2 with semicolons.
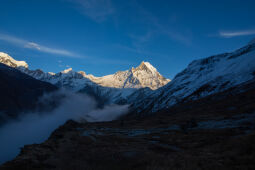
0;52;28;68
0;53;170;90
130;38;255;112
0;53;170;105
1;38;254;113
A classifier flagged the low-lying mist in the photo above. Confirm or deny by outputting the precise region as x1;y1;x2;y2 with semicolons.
0;89;129;164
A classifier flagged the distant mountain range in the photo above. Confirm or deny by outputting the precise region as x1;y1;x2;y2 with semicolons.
0;52;170;104
0;38;254;114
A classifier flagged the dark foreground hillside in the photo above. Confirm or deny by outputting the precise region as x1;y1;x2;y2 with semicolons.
0;64;57;125
1;80;255;170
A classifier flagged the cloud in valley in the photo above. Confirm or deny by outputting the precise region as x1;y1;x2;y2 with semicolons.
0;89;129;164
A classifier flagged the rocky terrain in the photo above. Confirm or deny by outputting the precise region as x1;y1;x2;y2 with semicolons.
1;78;255;170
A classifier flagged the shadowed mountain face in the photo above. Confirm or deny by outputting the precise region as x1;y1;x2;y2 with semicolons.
0;63;57;125
130;38;255;113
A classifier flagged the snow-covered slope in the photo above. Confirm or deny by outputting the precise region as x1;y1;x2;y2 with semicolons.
0;52;28;68
20;67;92;91
89;61;170;90
0;53;169;104
131;39;255;112
23;67;137;103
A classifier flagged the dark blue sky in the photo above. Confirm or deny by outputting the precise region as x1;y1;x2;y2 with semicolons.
0;0;255;78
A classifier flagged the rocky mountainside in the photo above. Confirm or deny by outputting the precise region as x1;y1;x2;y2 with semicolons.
2;78;255;170
131;39;255;112
0;63;57;125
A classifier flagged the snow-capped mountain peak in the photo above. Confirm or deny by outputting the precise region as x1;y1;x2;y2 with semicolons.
0;52;28;68
133;61;158;74
61;68;73;74
131;39;255;113
90;61;170;90
0;52;170;91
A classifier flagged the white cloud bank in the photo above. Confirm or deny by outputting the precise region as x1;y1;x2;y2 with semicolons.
0;89;129;164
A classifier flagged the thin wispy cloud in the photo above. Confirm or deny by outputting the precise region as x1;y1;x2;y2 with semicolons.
0;33;80;58
129;31;154;44
119;3;192;58
147;14;191;46
67;0;114;22
128;31;155;54
131;1;192;46
219;29;255;38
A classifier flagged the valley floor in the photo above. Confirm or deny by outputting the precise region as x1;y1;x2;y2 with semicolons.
1;82;255;170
